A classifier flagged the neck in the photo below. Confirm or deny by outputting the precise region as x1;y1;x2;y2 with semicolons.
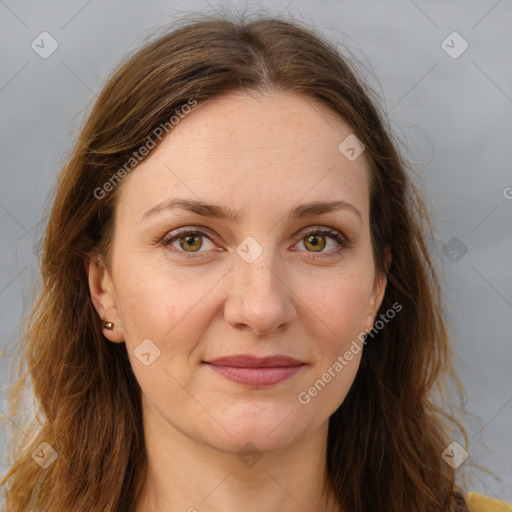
135;399;341;512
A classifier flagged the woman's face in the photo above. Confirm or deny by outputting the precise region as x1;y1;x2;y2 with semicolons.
90;91;387;453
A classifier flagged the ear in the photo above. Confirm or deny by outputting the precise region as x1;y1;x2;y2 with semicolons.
365;245;392;330
85;254;125;343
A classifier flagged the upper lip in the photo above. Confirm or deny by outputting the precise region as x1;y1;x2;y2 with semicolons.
204;355;304;367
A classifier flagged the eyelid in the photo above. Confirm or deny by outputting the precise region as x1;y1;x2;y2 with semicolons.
161;225;217;245
298;225;348;242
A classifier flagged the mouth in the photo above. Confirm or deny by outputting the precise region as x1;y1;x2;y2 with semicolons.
203;355;306;387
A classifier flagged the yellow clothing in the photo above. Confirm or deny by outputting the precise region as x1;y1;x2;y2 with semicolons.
467;492;512;511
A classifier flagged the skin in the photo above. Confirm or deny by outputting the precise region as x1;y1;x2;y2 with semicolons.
87;91;388;512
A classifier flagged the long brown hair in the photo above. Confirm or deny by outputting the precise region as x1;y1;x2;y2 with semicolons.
1;10;471;511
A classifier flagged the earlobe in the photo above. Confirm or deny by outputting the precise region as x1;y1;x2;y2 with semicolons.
86;254;125;343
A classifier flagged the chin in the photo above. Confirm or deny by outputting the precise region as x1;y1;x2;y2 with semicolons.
202;402;311;453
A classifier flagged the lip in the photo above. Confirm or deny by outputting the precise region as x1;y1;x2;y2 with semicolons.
205;355;304;367
203;355;305;387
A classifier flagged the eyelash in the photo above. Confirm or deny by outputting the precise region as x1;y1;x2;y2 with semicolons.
160;226;348;260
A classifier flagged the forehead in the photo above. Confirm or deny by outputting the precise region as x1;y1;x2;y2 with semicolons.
116;91;371;223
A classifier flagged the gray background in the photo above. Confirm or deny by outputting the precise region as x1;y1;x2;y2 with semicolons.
1;0;511;503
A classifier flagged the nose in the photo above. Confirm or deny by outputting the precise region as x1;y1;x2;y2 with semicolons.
223;251;297;337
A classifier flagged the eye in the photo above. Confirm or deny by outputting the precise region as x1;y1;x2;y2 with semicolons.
294;227;347;257
161;228;217;258
160;226;348;260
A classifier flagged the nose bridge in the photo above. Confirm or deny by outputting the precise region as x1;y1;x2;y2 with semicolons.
245;260;280;298
224;237;296;333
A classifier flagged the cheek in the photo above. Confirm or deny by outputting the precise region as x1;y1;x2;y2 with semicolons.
113;261;216;402
114;250;180;318
112;252;223;354
304;266;375;344
297;271;371;414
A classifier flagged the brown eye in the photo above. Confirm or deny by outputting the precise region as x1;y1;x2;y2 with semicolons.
161;228;216;258
179;234;203;252
303;234;327;252
295;227;348;257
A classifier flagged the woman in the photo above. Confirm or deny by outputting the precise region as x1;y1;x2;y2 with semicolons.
1;11;509;512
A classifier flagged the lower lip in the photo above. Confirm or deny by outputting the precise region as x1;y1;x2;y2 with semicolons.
205;364;304;387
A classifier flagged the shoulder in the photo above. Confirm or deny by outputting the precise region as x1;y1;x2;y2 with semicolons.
466;492;512;512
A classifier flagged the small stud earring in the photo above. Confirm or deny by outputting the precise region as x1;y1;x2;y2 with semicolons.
102;321;114;330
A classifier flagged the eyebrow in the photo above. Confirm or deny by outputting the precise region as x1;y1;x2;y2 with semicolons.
141;198;362;224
